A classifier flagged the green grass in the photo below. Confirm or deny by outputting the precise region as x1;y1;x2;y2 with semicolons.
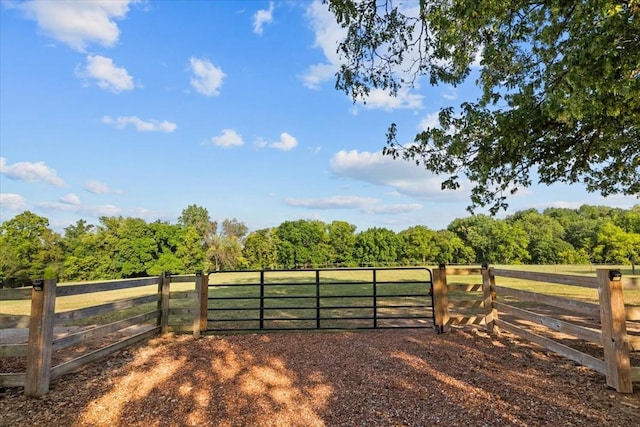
0;280;196;326
444;264;640;306
207;268;433;330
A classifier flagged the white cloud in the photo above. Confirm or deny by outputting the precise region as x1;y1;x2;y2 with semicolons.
0;193;28;211
270;132;298;151
418;112;440;131
60;193;81;205
302;1;346;89
253;138;269;149
209;129;244;148
84;180;118;194
302;63;337;90
189;57;225;96
253;2;274;35
102;115;177;132
284;195;421;215
358;88;423;111
367;203;422;214
0;157;64;186
132;207;165;221
442;89;457;100
37;201;122;217
77;55;134;92
330;149;467;200
285;195;379;210
15;0;138;51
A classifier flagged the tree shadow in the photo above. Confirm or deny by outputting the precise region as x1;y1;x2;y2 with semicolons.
5;329;639;426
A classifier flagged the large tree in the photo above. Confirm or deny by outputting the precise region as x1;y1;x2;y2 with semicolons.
276;220;331;268
327;220;357;266
329;0;640;213
243;228;280;269
353;227;401;266
448;214;530;263
0;211;62;284
398;225;438;264
508;209;578;264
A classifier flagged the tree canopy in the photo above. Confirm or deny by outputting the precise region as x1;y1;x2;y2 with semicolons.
1;204;638;284
328;0;640;213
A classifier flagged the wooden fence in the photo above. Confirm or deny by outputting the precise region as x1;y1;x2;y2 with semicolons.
0;273;206;397
433;266;640;393
2;267;638;396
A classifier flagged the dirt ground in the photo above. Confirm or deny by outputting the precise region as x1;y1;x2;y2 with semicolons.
1;327;639;427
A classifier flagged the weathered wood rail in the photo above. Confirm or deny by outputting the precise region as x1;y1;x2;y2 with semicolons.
433;266;639;393
2;267;638;396
0;273;206;396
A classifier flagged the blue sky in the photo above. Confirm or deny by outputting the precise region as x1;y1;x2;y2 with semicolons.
0;0;637;234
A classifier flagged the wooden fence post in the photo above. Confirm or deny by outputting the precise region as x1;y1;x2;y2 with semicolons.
159;272;170;334
432;264;449;333
25;278;56;397
193;271;203;338
200;272;209;334
482;265;498;334
597;269;632;393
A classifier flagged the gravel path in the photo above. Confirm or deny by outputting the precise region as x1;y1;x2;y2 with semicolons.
1;328;639;426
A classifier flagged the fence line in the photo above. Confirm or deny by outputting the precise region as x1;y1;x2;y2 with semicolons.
2;267;638;396
0;275;174;396
433;267;638;394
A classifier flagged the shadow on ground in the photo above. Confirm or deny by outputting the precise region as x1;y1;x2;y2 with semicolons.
1;329;639;426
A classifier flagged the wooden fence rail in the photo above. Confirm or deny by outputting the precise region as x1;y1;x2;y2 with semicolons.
434;267;638;393
0;274;206;396
2;267;638;396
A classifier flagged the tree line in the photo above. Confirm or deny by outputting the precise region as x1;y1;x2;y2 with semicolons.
1;204;638;286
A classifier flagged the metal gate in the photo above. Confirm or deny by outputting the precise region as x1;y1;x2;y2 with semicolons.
207;267;433;332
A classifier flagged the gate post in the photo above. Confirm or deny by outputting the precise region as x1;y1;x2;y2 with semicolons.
200;272;209;334
25;278;56;397
481;265;497;334
597;269;632;393
193;271;202;338
159;272;170;334
432;264;449;333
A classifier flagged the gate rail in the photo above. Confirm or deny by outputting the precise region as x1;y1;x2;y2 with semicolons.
207;267;433;332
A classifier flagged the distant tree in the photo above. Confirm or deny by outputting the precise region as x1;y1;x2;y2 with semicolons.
243;228;280;269
147;221;186;275
207;235;244;271
432;230;475;264
448;215;529;263
276;220;331;268
593;221;640;273
178;204;217;246
508;209;577;264
448;215;495;263
111;217;157;277
221;218;248;241
615;206;640;234
0;211;62;284
328;1;640;213
63;219;94;246
176;226;207;273
327;221;357;266
206;218;249;271
353;227;400;266
178;206;246;271
61;219;101;281
398;225;437;265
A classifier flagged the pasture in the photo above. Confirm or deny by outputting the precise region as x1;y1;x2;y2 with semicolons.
2;265;637;310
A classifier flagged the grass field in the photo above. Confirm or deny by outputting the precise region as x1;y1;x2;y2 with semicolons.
206;268;433;330
445;264;640;306
1;265;638;328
